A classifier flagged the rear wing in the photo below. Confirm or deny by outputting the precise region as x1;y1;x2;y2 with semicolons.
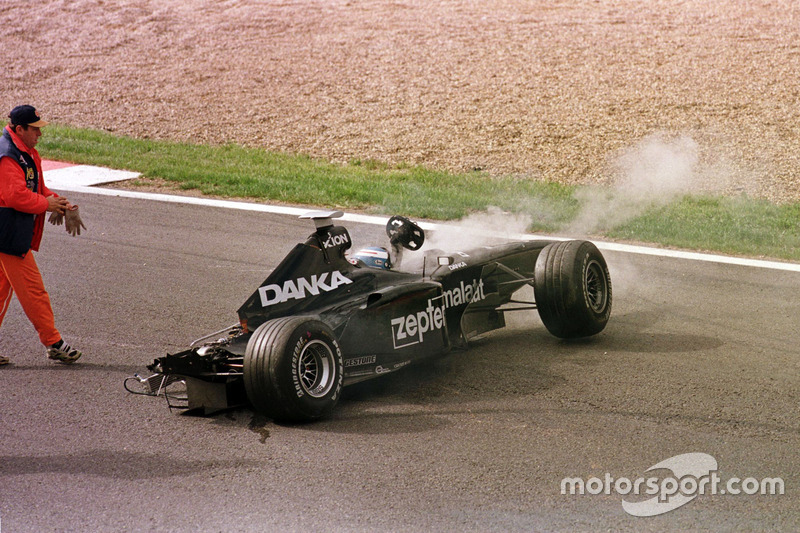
300;210;344;229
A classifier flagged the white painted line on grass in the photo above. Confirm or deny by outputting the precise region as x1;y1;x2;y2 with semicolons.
49;183;800;273
45;165;140;189
45;163;800;273
593;241;800;272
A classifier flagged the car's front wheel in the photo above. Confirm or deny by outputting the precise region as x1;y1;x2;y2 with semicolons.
244;317;343;422
533;240;612;338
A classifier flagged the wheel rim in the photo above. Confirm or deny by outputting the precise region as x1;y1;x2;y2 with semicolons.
298;339;336;398
584;260;608;313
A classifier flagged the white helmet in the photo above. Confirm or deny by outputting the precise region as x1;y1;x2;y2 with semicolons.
349;247;392;269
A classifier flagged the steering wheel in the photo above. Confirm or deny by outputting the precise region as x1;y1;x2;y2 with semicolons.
386;215;425;250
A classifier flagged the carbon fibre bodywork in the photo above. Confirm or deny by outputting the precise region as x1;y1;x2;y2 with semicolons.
143;212;610;416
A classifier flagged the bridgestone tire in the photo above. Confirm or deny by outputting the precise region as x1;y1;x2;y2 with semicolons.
244;317;344;422
534;240;612;339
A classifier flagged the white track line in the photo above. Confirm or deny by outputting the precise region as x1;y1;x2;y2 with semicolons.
49;179;800;274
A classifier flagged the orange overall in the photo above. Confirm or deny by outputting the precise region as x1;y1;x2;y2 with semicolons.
0;125;61;346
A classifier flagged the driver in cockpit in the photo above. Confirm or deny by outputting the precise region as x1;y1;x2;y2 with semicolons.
348;246;392;270
347;215;425;271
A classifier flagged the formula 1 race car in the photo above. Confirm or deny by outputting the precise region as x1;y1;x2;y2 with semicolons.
128;211;611;422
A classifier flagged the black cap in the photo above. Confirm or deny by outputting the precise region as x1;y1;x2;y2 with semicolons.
9;105;48;127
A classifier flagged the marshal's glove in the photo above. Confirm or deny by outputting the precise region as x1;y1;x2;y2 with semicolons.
48;211;64;226
64;206;87;236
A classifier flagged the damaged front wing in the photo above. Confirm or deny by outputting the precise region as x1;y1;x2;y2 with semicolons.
127;325;250;414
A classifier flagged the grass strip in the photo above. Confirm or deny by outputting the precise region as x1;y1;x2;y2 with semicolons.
40;125;800;262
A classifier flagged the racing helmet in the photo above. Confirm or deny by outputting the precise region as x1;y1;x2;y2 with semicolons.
349;246;392;270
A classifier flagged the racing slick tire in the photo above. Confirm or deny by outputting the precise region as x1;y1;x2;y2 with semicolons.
244;317;344;422
534;240;612;339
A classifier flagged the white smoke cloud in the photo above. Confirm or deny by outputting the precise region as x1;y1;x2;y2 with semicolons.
395;132;752;272
423;206;533;250
568;132;702;235
398;206;533;271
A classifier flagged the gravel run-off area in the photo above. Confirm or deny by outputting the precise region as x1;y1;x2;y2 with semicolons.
2;0;799;203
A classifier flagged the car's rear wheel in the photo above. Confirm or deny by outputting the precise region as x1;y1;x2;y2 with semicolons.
533;240;612;338
244;317;343;422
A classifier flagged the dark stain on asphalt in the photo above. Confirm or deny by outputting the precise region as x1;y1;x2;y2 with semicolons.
0;451;255;479
248;414;272;443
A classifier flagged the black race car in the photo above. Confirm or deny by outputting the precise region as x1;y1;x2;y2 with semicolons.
130;211;611;422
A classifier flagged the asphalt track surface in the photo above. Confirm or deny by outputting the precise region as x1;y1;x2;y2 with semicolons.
1;191;799;532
